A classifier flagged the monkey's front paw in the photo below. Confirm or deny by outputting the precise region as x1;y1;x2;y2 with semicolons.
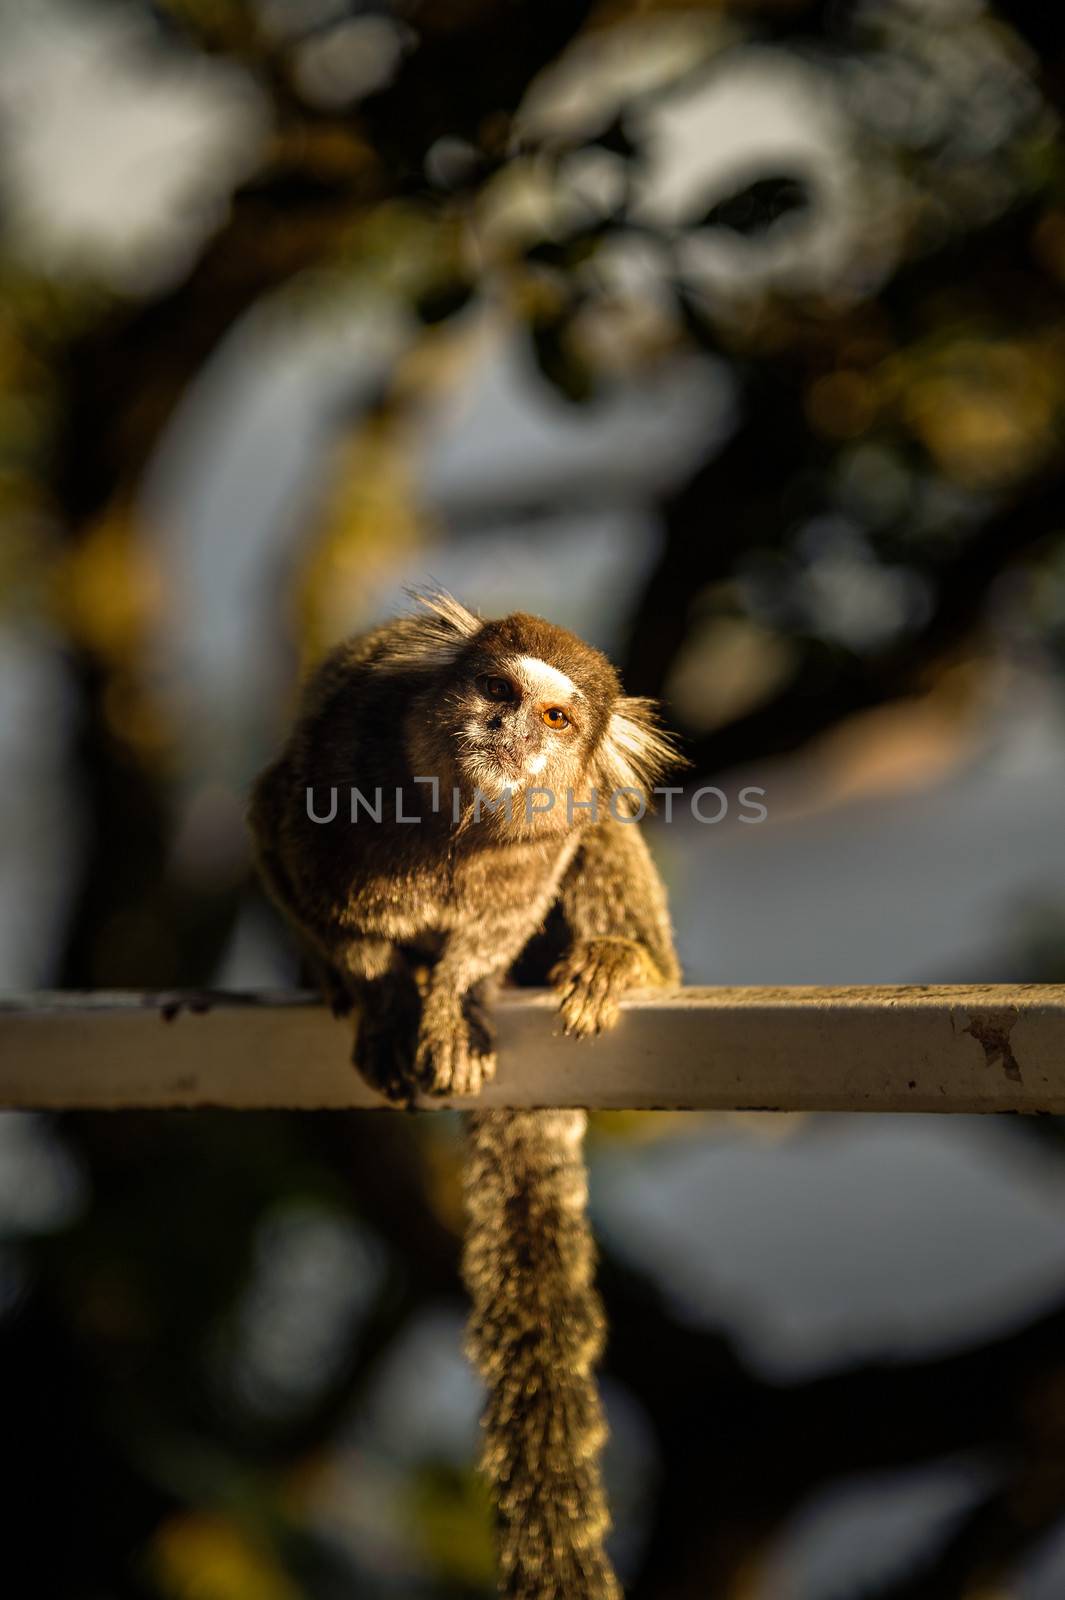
355;1016;417;1105
415;1004;496;1097
550;938;653;1037
353;981;420;1104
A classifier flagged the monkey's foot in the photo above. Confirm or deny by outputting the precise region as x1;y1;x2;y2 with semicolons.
414;1004;495;1097
550;938;653;1037
354;998;419;1105
461;994;497;1091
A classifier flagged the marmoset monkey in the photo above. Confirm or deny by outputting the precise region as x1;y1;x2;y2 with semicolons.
248;593;681;1600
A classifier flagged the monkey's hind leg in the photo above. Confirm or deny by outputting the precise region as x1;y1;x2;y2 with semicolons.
550;816;680;1036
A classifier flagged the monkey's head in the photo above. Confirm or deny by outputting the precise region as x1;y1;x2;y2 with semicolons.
401;593;679;833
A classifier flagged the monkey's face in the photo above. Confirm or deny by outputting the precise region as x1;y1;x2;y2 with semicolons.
458;658;587;793
418;614;622;828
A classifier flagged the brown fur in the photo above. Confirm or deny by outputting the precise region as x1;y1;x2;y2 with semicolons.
247;593;682;1595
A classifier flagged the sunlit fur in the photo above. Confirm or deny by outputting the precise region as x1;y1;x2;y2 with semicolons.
247;591;682;1600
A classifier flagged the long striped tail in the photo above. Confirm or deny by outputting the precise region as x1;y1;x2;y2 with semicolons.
462;1109;621;1600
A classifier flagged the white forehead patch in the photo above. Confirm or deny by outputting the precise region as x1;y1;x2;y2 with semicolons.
512;656;579;703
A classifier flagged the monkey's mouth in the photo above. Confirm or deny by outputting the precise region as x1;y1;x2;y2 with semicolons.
462;743;527;789
494;749;527;780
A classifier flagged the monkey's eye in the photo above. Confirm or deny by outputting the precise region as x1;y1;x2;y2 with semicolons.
481;675;515;702
541;706;571;731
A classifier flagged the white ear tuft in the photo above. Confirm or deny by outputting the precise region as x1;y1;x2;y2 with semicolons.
596;697;682;799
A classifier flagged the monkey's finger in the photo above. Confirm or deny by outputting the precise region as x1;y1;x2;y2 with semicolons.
459;1049;495;1095
550;962;589;1015
547;947;586;988
463;1026;497;1088
585;956;615;1006
430;1048;458;1095
559;978;599;1037
455;1037;484;1095
451;1056;472;1095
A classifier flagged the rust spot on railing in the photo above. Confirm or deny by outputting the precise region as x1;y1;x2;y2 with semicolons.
962;1008;1022;1084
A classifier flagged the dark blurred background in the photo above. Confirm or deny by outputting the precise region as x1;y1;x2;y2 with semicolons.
4;0;1065;1595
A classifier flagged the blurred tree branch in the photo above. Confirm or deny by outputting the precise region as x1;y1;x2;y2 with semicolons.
44;0;594;985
